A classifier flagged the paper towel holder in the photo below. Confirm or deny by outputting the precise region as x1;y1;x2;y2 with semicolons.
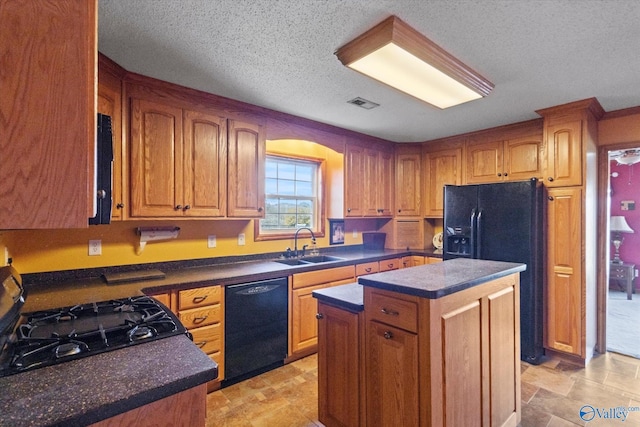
135;226;180;255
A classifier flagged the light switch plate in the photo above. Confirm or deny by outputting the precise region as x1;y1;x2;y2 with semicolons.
238;233;245;246
207;235;217;248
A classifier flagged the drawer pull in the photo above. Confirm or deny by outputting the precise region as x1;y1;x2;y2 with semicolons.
195;341;207;348
192;295;208;304
193;315;209;324
387;263;394;268
365;267;372;273
381;307;399;316
316;313;324;320
383;331;393;340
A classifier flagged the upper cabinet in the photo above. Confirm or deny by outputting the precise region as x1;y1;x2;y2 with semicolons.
127;82;263;219
97;54;125;221
395;146;422;217
423;145;463;217
465;129;543;184
541;120;583;187
344;144;394;217
0;1;97;229
227;119;266;218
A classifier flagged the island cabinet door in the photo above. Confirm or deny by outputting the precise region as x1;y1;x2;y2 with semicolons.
317;302;361;427
365;320;418;427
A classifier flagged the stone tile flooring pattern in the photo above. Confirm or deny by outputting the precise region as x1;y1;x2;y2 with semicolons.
206;352;640;426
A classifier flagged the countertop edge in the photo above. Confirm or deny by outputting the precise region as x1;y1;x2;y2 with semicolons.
358;260;526;299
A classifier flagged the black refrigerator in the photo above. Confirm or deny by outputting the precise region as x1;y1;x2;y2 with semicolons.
443;178;544;364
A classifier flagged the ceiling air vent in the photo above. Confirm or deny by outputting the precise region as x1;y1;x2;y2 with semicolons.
347;97;380;110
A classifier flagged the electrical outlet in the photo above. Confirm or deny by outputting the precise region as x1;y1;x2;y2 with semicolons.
207;235;217;248
88;240;102;256
352;229;358;238
238;233;245;246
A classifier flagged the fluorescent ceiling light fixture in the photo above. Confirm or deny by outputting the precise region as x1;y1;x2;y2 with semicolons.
335;16;494;109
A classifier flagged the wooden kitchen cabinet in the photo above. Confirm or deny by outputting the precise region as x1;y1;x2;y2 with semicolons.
395;147;422;217
465;135;543;184
423;147;463;217
290;266;355;357
344;145;394;217
98;54;125;220
317;301;364;427
227;118;266;218
0;1;97;229
177;284;224;381
545;187;583;356
365;290;419;427
401;256;426;268
363;273;520;427
542;120;583;187
129;98;227;218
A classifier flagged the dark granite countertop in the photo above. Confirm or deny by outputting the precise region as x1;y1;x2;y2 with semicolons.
22;247;428;312
312;283;363;312
0;335;217;427
358;258;526;299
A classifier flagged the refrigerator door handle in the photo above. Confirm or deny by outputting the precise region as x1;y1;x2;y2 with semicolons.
470;208;477;258
476;209;484;259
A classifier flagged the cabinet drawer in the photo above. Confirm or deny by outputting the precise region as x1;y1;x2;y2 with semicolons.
178;285;221;310
379;258;400;272
178;304;221;329
190;323;222;354
293;265;355;289
356;262;379;276
365;288;418;333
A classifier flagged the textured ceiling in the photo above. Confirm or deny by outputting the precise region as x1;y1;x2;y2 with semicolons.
98;0;640;142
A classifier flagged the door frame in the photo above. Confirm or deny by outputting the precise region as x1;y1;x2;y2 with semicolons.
596;142;640;354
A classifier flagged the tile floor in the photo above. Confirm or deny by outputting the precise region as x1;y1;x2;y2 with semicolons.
206;352;640;427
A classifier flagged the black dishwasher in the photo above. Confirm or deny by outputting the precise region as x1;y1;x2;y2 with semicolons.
223;277;288;386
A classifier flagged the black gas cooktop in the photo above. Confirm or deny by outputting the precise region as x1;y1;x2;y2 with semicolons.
0;287;189;377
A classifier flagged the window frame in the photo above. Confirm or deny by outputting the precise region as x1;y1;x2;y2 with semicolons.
254;153;326;241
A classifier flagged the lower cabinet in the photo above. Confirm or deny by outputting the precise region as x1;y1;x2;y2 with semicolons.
361;274;520;427
317;302;364;427
290;266;355;357
365;320;419;426
177;284;224;383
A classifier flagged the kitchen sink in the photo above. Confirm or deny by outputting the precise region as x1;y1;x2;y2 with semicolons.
298;255;345;263
274;255;345;266
274;259;310;266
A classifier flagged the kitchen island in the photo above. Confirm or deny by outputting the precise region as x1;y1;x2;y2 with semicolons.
314;258;524;427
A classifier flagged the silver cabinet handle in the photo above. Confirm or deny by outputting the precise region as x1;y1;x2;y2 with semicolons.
381;307;399;316
383;331;393;340
316;313;324;320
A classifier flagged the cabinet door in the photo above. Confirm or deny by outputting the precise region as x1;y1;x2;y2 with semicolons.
365;321;419;427
227;119;265;217
424;148;463;217
344;145;365;217
503;135;543;181
363;149;380;216
291;284;325;354
0;1;96;229
97;64;123;221
183;110;227;217
465;139;503;183
545;187;583;356
545;120;582;187
130;98;183;217
377;150;394;216
395;152;421;216
317;303;361;427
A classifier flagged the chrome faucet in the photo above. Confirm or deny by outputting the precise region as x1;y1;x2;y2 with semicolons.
294;227;316;258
